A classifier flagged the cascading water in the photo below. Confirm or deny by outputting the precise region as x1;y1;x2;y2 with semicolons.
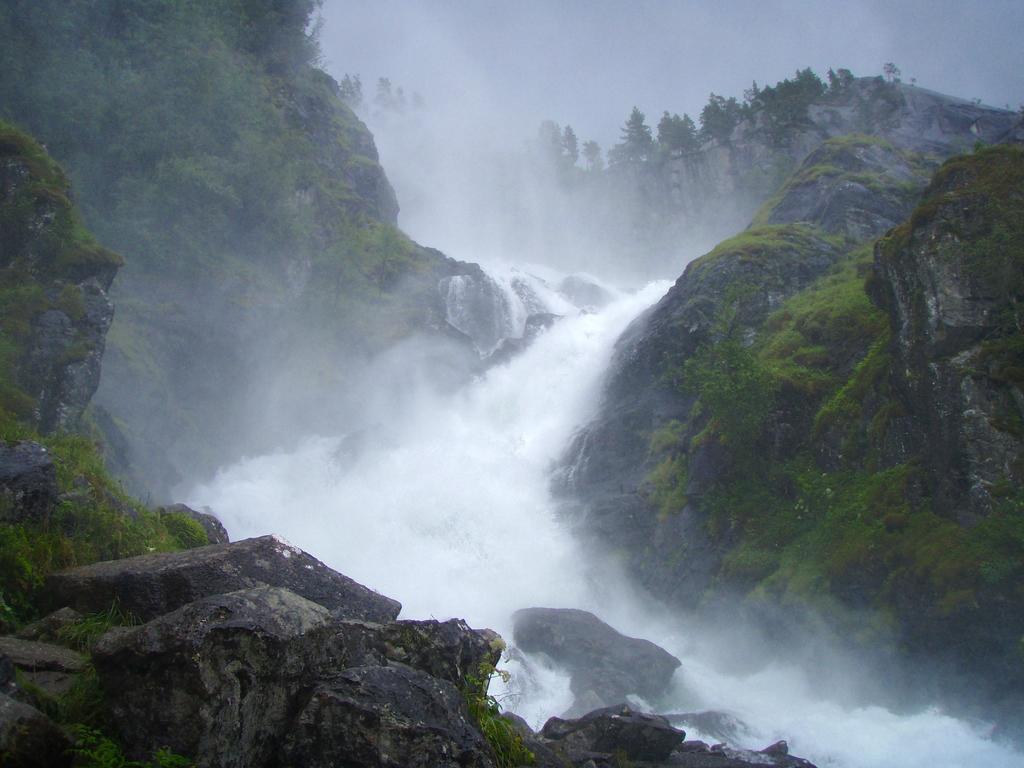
189;264;1024;768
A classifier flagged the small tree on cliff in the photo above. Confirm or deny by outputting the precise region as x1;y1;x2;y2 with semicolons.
609;107;654;164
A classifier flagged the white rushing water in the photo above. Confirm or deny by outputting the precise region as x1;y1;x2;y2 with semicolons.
189;266;1023;768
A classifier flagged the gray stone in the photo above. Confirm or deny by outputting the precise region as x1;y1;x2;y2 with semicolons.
281;664;497;768
92;586;337;766
0;692;72;767
513;608;681;709
43;534;400;622
540;703;685;762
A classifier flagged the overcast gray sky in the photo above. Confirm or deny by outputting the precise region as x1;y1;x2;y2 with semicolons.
318;0;1024;148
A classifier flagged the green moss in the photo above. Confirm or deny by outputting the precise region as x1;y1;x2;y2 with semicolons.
760;244;887;396
697;223;837;266
160;512;209;549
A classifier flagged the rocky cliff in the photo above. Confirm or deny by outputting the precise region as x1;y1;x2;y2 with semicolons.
0;123;122;434
560;138;1024;729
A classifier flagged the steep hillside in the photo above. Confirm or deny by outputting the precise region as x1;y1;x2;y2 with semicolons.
560;141;1024;727
0;1;477;497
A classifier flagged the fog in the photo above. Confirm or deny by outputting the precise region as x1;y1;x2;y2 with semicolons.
319;0;1024;151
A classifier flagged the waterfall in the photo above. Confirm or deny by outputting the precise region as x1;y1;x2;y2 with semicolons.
189;266;1023;768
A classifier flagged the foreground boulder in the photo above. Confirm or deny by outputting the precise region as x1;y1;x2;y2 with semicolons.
44;534;400;622
513;608;681;711
0;692;72;767
0;637;86;699
0;442;58;524
541;704;685;762
92;587;336;765
91;584;503;767
281;664;496;768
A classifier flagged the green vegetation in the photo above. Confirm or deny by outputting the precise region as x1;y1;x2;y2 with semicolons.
698;223;839;265
70;726;193;768
0;122;124;423
462;663;535;768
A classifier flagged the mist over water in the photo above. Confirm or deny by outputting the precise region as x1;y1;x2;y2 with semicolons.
189;278;669;629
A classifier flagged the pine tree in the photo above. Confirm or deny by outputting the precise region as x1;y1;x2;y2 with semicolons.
610;107;653;164
562;125;579;165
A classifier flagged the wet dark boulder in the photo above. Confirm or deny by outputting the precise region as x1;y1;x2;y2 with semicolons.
372;619;503;686
0;442;58;523
513;608;681;710
0;692;72;767
317;618;503;687
281;664;497;768
43;534;400;622
92;586;338;766
541;703;685;762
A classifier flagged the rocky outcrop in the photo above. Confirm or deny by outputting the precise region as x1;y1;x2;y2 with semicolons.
0;442;57;523
43;534;401;622
758;135;935;241
0;123;121;433
563;137;1024;732
513;608;681;713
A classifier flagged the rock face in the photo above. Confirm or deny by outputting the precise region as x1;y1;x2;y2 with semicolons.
0;442;58;523
0;124;121;434
513;608;681;711
43;534;401;622
872;145;1024;521
761;136;935;241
